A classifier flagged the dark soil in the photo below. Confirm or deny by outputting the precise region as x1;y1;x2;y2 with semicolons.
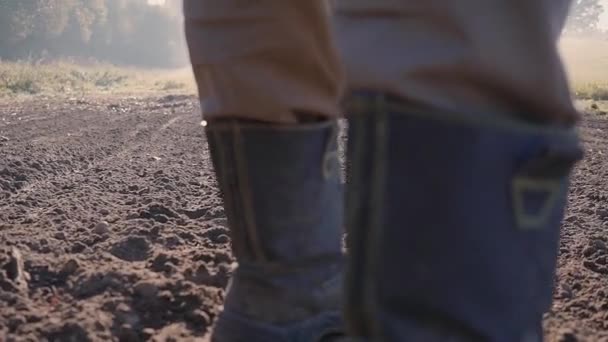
0;95;607;341
544;114;608;342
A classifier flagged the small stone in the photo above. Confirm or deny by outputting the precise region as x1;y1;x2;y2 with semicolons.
93;221;110;235
54;232;66;240
186;264;210;283
558;283;573;299
218;262;234;274
8;316;26;330
94;321;105;331
25;314;42;323
186;309;211;326
116;302;131;313
557;328;578;342
142;328;156;338
164;235;182;247
149;253;180;273
110;236;151;262
215;234;229;244
126;212;139;220
153;214;169;224
106;216;119;224
597;209;608;219
61;259;79;274
583;246;597;257
185;264;227;287
204;227;229;244
71;242;87;253
592;239;607;250
150;226;162;236
214;251;232;264
133;281;159;299
99;209;110;216
117;323;139;341
0;136;9;142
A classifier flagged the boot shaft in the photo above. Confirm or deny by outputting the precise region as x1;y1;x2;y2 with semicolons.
206;120;344;268
205;119;346;329
344;92;582;341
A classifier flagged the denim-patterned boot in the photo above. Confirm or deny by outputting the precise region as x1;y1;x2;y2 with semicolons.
344;92;582;341
205;119;345;342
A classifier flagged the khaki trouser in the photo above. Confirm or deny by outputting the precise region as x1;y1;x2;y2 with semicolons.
183;0;577;125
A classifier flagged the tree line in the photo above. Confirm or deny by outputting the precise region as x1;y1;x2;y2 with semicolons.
566;0;605;36
0;0;187;67
0;0;604;67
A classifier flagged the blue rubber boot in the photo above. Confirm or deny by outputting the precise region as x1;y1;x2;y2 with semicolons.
205;119;345;342
344;93;582;341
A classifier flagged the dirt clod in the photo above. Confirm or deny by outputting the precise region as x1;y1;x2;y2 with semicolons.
44;322;91;342
110;236;151;262
71;242;88;254
1;248;30;293
93;221;110;235
61;259;79;275
134;281;159;299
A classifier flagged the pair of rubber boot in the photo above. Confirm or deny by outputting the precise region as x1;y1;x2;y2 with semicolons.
205;92;582;342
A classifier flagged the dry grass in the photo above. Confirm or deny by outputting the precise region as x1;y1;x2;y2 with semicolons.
0;61;196;98
1;38;608;101
561;37;608;100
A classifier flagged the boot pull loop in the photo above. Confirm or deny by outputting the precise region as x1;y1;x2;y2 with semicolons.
512;177;564;230
511;142;581;230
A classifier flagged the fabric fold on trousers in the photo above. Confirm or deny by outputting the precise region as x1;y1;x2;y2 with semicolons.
184;0;578;124
332;0;577;124
184;0;344;123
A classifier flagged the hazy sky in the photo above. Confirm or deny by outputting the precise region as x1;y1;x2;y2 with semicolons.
600;0;608;29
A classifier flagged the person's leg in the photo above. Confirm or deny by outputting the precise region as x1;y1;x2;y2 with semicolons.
333;1;583;340
183;1;346;341
333;0;577;125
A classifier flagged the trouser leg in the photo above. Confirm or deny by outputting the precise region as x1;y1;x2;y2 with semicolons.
333;0;578;125
184;0;344;123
